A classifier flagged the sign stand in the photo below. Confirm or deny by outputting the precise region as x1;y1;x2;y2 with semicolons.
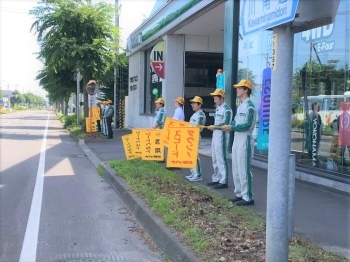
86;80;99;138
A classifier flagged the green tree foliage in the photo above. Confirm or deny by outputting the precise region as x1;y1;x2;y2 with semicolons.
36;67;78;114
98;53;128;102
10;91;26;107
30;0;119;124
0;90;3;98
292;60;350;110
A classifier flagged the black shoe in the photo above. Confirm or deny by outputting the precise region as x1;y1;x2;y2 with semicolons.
230;196;243;203
207;181;219;186
236;199;255;206
214;183;228;189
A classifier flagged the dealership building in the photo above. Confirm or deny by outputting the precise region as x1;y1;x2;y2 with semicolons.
125;0;350;191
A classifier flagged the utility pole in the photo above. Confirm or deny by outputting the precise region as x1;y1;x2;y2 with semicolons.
114;0;120;129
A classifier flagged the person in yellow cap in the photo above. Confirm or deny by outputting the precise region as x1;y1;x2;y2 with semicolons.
173;97;185;121
152;98;166;129
186;96;206;182
207;88;233;189
222;79;256;206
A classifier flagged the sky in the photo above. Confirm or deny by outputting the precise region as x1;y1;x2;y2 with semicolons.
0;0;156;96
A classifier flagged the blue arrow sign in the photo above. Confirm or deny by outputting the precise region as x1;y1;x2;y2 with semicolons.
241;0;299;37
0;99;4;105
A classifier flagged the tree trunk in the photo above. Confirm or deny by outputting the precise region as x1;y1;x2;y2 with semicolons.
65;96;69;115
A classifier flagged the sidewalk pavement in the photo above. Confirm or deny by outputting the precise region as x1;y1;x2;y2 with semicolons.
85;130;350;259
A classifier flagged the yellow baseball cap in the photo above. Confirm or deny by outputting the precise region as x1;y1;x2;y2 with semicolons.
210;88;225;98
107;100;113;104
154;98;165;104
190;96;203;104
102;101;107;105
174;97;184;105
233;79;252;89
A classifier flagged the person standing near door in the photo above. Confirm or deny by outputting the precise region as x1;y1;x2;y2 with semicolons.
222;79;256;206
173;97;185;121
186;96;206;181
152;98;166;129
207;89;233;189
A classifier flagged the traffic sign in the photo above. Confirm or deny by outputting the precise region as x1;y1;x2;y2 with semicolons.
150;41;165;79
86;80;99;95
241;0;299;37
0;99;3;109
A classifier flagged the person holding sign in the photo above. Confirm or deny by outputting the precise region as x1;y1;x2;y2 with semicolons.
173;97;185;121
222;79;256;206
185;96;206;182
152;98;166;129
207;89;233;189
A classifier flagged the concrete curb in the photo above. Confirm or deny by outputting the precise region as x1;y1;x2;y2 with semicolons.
77;138;200;262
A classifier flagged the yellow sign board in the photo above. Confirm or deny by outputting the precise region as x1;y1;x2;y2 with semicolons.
166;127;200;168
92;106;101;120
121;134;138;160
163;117;190;147
131;129;164;161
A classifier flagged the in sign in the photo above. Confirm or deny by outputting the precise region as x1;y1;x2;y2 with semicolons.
150;41;165;79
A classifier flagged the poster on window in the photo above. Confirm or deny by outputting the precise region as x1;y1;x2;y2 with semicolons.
338;102;350;147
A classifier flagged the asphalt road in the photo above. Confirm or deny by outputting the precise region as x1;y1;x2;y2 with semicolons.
0;111;162;262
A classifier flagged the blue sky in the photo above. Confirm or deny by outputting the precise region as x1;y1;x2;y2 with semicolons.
0;0;156;96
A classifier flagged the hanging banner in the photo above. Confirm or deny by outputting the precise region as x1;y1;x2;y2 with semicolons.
121;134;138;160
162;117;190;147
166;127;200;168
257;67;271;150
150;41;165;79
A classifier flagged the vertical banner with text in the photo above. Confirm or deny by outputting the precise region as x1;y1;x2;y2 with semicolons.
167;127;200;168
163;117;190;147
257;67;271;150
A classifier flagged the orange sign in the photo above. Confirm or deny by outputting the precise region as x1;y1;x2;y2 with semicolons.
131;129;164;161
162;117;190;147
166;127;200;168
121;134;138;160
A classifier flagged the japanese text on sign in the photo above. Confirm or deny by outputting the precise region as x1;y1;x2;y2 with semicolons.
139;129;164;161
166;127;200;168
162;117;190;147
131;129;143;158
121;134;138;160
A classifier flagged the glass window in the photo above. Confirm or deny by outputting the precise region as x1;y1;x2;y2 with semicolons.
239;0;350;174
143;46;163;114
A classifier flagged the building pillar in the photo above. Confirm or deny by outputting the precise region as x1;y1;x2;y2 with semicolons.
223;0;240;152
162;34;185;116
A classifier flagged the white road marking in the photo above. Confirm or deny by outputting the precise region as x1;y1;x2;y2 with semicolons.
19;113;50;262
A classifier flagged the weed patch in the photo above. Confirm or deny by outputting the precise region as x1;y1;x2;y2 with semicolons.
109;159;348;262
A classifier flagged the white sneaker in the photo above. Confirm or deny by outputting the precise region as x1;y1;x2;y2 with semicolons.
188;176;203;182
186;174;194;179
